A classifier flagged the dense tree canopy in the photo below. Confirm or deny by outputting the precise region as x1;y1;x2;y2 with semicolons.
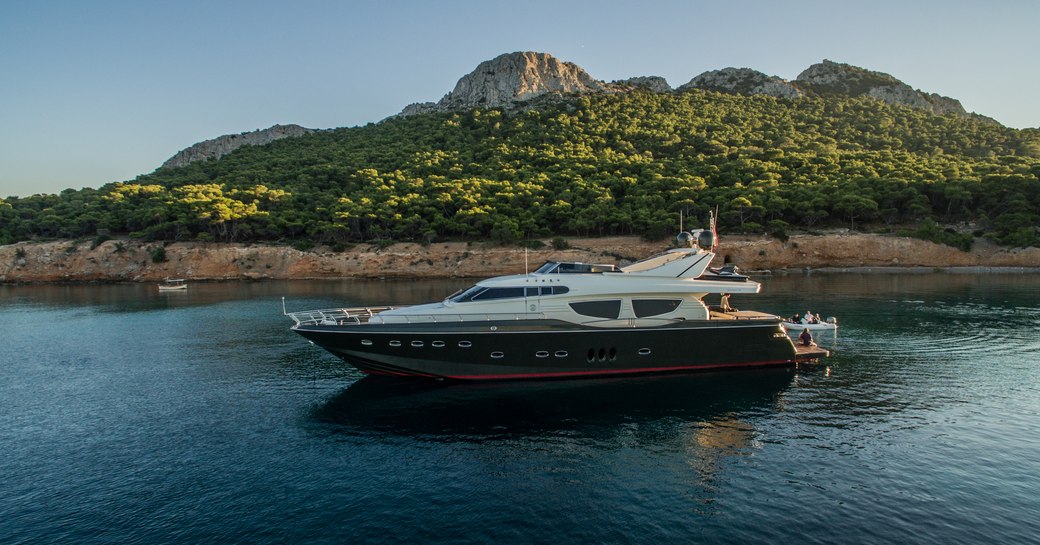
3;90;1039;247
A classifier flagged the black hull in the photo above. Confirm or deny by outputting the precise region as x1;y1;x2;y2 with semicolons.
293;319;814;380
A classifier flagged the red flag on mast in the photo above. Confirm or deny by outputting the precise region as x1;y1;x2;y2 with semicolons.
710;207;719;252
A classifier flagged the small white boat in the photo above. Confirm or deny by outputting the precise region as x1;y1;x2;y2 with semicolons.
781;317;837;332
158;278;188;291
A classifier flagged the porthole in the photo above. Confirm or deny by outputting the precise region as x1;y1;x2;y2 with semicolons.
360;339;373;346
491;351;505;359
555;351;568;358
411;340;424;347
432;341;445;348
598;347;607;361
388;340;402;347
458;341;472;348
536;351;550;358
638;348;651;356
608;347;617;361
587;348;596;362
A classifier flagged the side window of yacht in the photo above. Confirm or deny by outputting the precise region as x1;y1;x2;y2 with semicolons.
540;286;569;295
569;300;622;319
632;299;682;318
472;287;527;301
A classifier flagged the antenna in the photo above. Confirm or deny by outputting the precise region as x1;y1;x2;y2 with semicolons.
525;247;529;275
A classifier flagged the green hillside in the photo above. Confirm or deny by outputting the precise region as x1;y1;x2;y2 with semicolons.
2;90;1039;248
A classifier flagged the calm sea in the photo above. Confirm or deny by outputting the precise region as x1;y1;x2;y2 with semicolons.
1;274;1038;544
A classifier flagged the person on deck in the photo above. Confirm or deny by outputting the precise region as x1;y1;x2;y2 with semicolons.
799;328;814;347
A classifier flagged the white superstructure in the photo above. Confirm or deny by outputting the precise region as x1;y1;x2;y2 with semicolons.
371;231;760;328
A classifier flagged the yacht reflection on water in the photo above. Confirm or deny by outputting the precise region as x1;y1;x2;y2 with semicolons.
311;367;797;440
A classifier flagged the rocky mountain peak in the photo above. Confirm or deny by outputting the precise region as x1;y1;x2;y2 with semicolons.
397;53;982;122
439;51;608;109
613;76;672;93
796;59;905;95
399;51;617;116
796;59;967;116
160;124;314;170
678;67;803;99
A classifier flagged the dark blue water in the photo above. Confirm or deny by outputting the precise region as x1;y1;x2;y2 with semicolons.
2;275;1039;544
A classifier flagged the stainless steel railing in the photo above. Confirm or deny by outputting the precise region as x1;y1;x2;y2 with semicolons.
285;303;547;327
286;306;397;326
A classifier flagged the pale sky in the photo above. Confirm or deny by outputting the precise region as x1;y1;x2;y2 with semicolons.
1;0;1037;198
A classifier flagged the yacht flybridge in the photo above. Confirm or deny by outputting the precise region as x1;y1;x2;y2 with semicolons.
287;227;828;380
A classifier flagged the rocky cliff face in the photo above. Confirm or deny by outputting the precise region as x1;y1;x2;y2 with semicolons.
678;68;804;99
442;51;609;108
795;60;967;116
400;51;618;116
159;124;315;170
3;235;1037;284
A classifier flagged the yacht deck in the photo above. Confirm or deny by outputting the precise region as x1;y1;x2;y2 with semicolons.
794;343;830;360
709;309;780;320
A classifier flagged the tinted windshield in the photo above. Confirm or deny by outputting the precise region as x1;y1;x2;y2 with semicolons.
534;262;559;274
447;285;486;303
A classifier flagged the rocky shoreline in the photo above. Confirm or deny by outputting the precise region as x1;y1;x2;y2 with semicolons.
2;233;1039;284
